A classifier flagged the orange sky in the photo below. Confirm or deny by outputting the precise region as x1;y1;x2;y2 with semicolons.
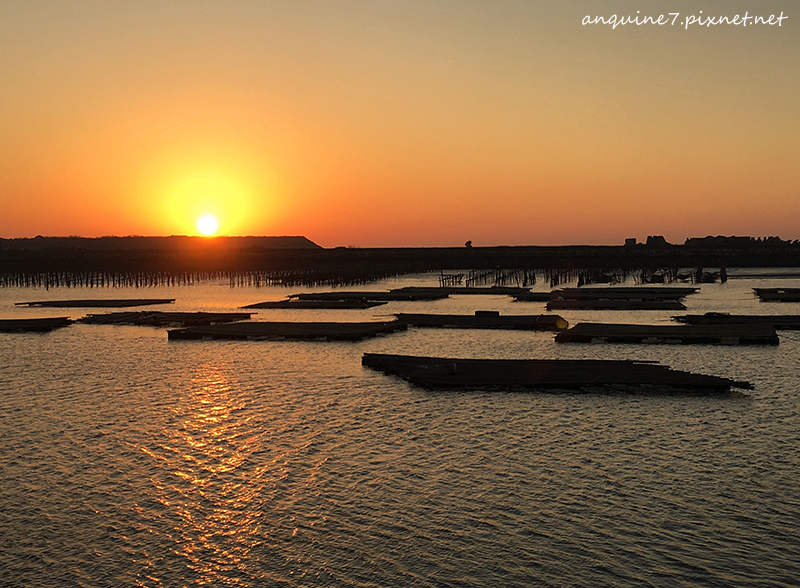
1;1;797;246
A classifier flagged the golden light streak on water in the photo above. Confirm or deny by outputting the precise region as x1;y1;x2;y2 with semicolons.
138;361;269;584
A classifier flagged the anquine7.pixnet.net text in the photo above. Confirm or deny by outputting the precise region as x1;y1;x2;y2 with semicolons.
582;11;788;30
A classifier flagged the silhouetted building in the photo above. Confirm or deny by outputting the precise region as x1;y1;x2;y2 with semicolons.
645;235;671;247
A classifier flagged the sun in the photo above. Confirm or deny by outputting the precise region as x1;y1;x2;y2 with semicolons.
197;215;219;236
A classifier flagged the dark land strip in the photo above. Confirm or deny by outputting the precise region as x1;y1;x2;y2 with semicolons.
3;236;800;288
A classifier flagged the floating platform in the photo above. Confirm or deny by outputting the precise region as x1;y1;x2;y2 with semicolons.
395;310;568;331
77;311;253;327
291;290;449;302
15;298;175;308
513;292;555;302
362;353;753;393
754;288;800;302
391;286;532;296
547;299;687;311
168;320;406;341
550;287;698;300
0;317;73;333
515;287;697;308
555;322;779;345
673;313;800;330
241;299;387;309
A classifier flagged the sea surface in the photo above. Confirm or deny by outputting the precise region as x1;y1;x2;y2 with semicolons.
1;272;799;587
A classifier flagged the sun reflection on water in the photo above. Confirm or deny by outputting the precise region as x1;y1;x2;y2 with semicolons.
139;361;269;585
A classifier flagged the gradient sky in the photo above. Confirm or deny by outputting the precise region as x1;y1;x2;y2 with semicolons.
1;0;797;246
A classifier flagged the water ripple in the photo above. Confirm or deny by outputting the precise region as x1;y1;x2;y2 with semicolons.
2;280;800;586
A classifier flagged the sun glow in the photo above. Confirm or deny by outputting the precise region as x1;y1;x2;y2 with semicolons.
197;215;219;236
154;159;279;236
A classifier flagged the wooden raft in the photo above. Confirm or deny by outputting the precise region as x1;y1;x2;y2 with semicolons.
754;288;800;302
395;310;568;331
515;287;696;310
555;322;779;345
674;313;800;330
242;299;386;309
0;317;73;333
77;311;253;327
15;298;175;308
513;292;555;302
391;286;532;296
551;287;698;300
168;320;406;341
362;353;753;392
290;289;449;302
547;299;687;311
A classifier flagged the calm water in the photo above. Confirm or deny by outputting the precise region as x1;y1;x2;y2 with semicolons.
1;273;799;587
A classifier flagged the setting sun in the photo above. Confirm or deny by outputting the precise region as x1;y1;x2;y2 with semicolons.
197;215;219;236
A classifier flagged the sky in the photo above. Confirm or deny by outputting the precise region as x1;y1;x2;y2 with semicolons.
1;0;797;247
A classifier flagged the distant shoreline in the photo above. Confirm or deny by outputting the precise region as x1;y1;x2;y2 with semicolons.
0;235;322;251
2;235;800;289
